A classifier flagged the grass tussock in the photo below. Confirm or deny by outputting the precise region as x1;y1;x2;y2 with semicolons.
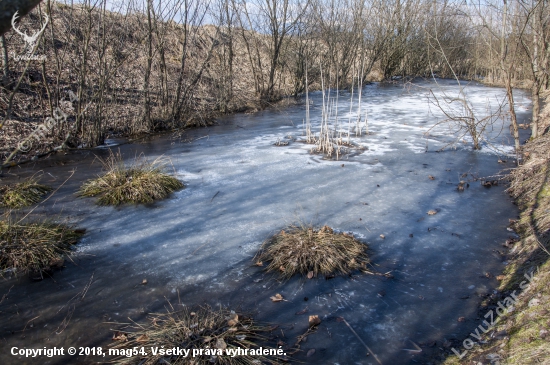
111;306;278;365
255;224;369;281
0;177;52;209
0;219;82;275
79;152;183;206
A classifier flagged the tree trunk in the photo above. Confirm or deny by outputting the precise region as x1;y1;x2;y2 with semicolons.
0;35;9;87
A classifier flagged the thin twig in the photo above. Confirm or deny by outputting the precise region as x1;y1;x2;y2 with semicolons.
16;169;76;224
340;317;382;365
55;272;94;334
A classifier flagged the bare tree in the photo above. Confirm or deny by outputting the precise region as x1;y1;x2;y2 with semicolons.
234;0;309;105
517;0;549;138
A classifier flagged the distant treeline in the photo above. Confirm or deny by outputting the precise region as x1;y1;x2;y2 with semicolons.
0;0;548;159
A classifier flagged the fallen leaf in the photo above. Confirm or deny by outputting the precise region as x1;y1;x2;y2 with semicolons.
295;307;308;315
308;315;321;327
227;313;239;326
307;349;315;357
141;279;148;285
457;317;466;322
428;175;435;180
380;234;385;239
496;275;506;281
271;293;284;302
112;332;127;342
255;261;263;267
49;257;64;269
136;334;148;343
215;338;227;350
427;210;438;215
307;271;314;279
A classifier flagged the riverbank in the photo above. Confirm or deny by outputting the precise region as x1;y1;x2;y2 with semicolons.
442;93;550;364
0;80;532;365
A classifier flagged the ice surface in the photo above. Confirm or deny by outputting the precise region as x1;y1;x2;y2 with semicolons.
0;79;532;365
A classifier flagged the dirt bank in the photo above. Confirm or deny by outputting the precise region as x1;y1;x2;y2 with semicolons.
443;93;550;365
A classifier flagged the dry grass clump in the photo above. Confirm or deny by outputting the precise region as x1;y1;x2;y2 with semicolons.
0;219;82;275
0;177;52;209
79;152;183;206
507;135;550;206
255;224;369;281
111;306;278;365
507;133;550;240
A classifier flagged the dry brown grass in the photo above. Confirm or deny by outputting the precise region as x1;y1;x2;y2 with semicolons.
79;151;183;206
110;305;280;365
0;218;83;276
507;133;550;252
0;177;52;209
443;112;550;365
255;224;369;281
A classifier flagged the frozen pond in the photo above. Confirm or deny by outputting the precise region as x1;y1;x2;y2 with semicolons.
0;79;532;364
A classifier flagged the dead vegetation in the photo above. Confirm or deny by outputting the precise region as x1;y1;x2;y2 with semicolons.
79;152;183;206
0;218;82;276
255;224;369;281
110;305;279;365
508;133;550;243
443;102;550;365
1;0;505;165
0;176;52;208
